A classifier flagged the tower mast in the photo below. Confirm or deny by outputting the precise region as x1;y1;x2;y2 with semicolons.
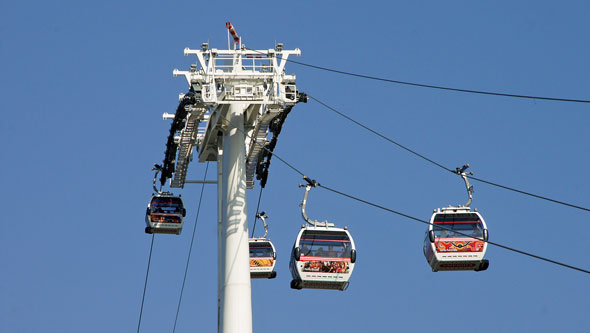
166;23;302;333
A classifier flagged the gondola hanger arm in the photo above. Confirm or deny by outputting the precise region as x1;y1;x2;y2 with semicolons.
455;164;474;207
255;211;269;239
152;164;164;194
299;177;332;227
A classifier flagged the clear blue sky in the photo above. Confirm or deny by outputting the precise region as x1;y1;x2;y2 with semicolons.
2;1;589;332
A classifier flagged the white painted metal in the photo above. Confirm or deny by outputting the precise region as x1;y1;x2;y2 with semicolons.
169;36;300;332
174;45;300;190
217;147;223;333
300;184;334;228
219;104;252;333
423;206;489;272
174;47;300;106
249;213;277;279
162;112;175;120
289;225;356;291
423;165;489;272
249;239;277;279
289;183;356;290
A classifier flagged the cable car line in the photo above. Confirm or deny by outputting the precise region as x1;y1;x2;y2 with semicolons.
281;55;590;104
137;234;155;333
308;95;454;173
218;114;590;275
317;183;590;275
245;47;589;103
465;174;590;212
307;94;590;213
251;187;264;238
172;163;209;333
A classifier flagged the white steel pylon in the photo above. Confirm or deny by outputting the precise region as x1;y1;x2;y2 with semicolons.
168;26;302;333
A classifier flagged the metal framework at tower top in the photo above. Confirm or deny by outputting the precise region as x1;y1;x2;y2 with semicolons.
157;24;304;333
164;36;305;189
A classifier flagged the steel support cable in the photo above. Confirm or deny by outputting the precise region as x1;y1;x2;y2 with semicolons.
308;95;454;173
318;183;590;275
244;47;589;211
251;187;264;238
283;56;590;104
219;113;590;274
172;163;210;333
244;47;589;103
467;175;590;212
137;234;155;333
308;94;590;213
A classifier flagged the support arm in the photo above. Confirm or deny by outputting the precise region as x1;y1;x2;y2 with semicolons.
456;164;474;207
255;211;269;239
299;177;332;227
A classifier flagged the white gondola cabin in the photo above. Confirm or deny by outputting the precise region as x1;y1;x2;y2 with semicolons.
249;212;277;279
423;206;489;272
249;239;277;279
145;194;186;235
289;225;356;290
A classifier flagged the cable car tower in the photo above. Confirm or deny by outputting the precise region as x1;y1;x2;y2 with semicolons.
158;23;305;333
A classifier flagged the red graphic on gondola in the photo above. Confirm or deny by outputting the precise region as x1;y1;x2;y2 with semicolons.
436;240;484;253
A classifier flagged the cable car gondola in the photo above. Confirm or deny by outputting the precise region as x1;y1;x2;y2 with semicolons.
249;212;277;279
144;165;186;235
145;193;186;235
289;178;356;291
423;165;489;272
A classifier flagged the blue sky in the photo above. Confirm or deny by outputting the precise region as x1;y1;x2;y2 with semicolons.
2;1;589;332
